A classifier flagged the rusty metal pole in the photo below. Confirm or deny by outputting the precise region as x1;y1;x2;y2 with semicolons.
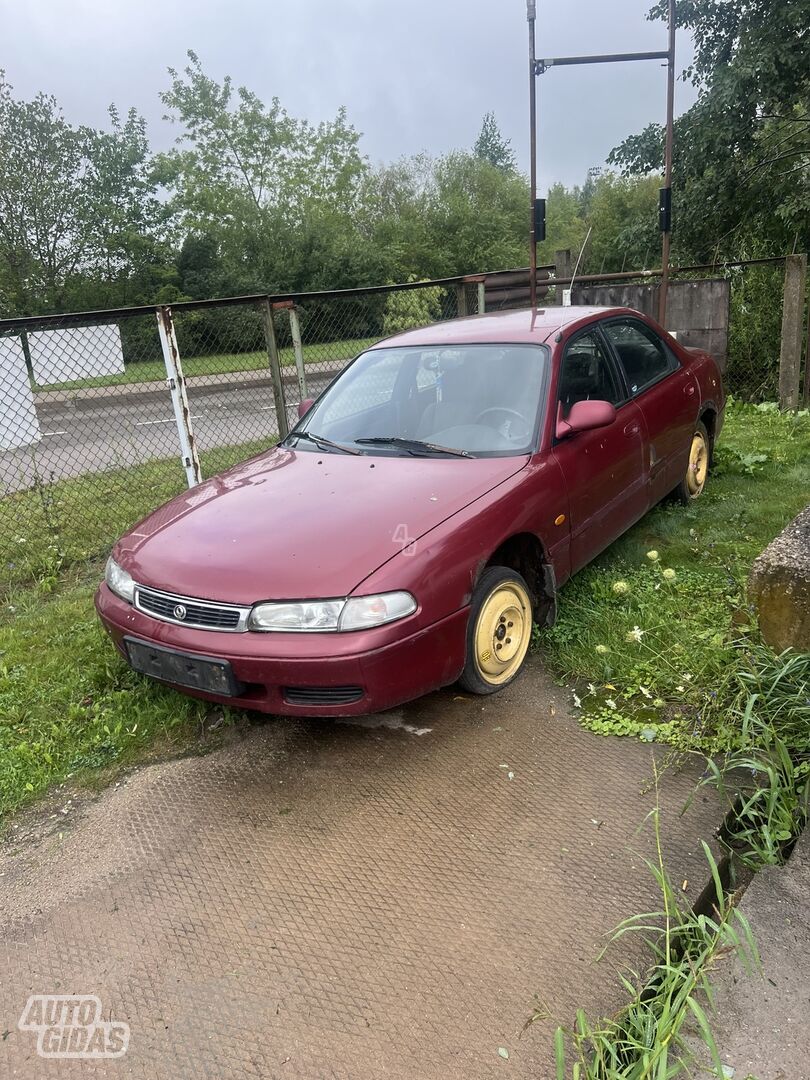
527;0;538;311
156;306;202;488
287;305;308;402
657;0;676;326
261;298;289;440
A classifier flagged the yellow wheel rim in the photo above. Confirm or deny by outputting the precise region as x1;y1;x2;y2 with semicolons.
686;431;708;497
474;582;532;686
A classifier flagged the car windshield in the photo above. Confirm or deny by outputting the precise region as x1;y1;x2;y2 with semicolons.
288;344;548;457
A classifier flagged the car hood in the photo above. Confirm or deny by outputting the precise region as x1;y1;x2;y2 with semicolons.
116;447;528;603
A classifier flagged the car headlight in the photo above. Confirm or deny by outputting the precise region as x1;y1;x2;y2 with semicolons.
248;591;416;632
339;592;416;630
248;599;345;632
105;556;135;603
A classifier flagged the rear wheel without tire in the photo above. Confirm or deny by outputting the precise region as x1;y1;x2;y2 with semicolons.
675;420;710;502
459;566;533;695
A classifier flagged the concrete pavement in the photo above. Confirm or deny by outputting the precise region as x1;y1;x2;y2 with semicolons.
688;831;810;1080
0;658;723;1079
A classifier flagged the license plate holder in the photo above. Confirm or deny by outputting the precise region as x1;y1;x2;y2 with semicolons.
124;637;244;697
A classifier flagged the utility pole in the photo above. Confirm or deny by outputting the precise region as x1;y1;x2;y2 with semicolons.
658;0;676;326
527;1;676;322
527;0;538;311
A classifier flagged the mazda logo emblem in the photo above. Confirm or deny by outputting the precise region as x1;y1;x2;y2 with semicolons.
173;604;187;620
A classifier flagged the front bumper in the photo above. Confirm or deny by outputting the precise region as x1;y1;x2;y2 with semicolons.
95;584;468;716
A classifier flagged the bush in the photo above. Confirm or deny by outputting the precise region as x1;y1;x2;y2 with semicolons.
382;281;444;335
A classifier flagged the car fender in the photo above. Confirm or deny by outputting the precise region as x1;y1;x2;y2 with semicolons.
351;454;568;632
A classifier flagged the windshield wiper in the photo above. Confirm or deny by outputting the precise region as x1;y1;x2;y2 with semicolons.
355;437;472;458
285;431;362;456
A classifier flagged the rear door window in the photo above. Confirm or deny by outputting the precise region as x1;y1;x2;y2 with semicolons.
603;319;677;396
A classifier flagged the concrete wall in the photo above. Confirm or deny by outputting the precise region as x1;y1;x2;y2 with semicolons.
29;324;125;385
572;278;731;370
0;336;41;450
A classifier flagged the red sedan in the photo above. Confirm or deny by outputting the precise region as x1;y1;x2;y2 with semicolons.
96;306;724;715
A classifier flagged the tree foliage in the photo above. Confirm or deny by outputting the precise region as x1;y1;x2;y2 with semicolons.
0;74;166;313
473;112;516;172
382;279;443;335
609;0;809;261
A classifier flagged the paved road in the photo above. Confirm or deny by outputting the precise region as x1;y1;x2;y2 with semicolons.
0;659;722;1079
0;372;337;494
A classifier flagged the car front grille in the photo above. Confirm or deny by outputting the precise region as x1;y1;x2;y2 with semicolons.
284;686;364;706
135;586;249;632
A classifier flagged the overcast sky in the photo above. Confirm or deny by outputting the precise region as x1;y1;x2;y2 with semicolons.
1;0;697;189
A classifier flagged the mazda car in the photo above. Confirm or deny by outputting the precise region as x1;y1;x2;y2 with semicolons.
96;306;724;715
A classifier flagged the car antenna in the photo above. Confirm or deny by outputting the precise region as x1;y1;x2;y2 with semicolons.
562;226;592;307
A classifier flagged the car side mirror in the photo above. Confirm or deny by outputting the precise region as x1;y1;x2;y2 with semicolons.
556;399;617;440
297;397;315;419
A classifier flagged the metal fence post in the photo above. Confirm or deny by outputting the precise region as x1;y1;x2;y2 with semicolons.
778;253;807;411
262;298;289;439
156;306;202;487
554;249;573;305
288;305;308;401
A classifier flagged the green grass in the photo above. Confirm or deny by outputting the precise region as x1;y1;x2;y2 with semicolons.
542;400;810;752
1;437;269;598
35;336;378;392
550;782;760;1080
0;568;234;819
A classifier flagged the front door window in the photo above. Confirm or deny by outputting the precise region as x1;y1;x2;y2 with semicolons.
557;331;622;417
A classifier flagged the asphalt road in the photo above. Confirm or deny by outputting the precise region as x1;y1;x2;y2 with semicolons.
0;372;337;494
0;659;723;1079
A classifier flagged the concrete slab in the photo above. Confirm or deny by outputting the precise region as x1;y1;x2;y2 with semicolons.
748;504;810;652
0;660;723;1078
690;831;810;1080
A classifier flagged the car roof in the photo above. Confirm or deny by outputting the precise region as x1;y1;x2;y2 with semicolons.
371;306;642;350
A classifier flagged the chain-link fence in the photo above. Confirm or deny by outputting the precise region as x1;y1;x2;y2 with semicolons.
2;257;805;596
0;309;187;597
0;278;485;596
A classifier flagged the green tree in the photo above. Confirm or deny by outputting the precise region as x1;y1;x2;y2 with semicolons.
0;75;88;312
537;182;588;266
586;173;662;273
473;112;516;172
159;51;368;290
356;154;438;280
177;234;226;299
0;74;165;314
357;151;529;281
422;152;528;276
382;279;443;335
609;0;809;260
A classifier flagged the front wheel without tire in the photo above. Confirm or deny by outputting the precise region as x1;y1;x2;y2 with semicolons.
675;420;710;502
459;566;533;695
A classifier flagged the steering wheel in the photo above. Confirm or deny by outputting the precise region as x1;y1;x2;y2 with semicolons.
475;406;532;443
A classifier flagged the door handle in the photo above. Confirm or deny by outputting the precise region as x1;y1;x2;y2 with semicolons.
684;383;696;396
623;421;640;436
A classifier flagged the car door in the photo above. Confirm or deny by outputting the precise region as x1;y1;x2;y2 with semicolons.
551;326;649;573
601;317;698;503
